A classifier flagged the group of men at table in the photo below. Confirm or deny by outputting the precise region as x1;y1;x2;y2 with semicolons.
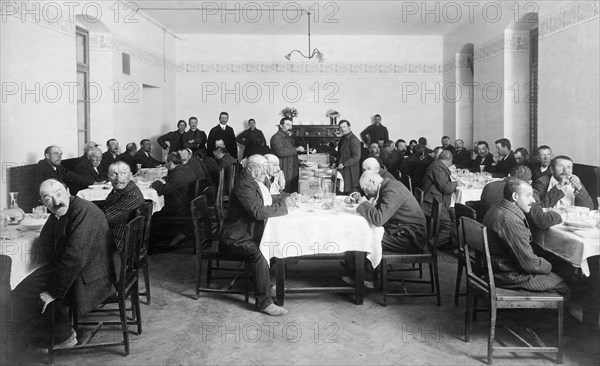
13;113;596;348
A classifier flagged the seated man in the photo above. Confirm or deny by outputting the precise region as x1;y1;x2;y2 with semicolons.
482;178;570;297
487;138;516;177
532;155;594;210
11;179;119;348
362;157;395;181
530;145;553;181
469;141;494;173
343;171;427;287
179;148;207;180
98;162;145;252
422;150;457;247
368;142;381;159
452;139;471;169
117;142;138;175
264;154;286;195
72;147;106;195
220;155;295;315
214;146;237;170
480;165;562;229
150;152;197;247
37;145;93;192
134;139;163;168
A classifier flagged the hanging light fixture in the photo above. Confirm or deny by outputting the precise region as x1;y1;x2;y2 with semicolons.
284;11;324;62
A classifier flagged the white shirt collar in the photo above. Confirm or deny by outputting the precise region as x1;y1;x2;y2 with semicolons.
256;181;273;206
220;124;227;130
548;176;575;207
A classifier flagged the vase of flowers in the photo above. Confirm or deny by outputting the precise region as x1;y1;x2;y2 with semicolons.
280;107;298;120
326;109;340;125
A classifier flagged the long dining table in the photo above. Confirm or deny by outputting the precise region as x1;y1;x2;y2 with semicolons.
259;196;384;306
1;219;46;290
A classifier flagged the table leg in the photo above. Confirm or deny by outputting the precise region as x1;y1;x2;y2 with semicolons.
276;258;285;306
354;252;365;305
582;257;599;329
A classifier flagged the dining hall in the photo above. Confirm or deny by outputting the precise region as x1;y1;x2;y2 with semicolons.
1;0;599;365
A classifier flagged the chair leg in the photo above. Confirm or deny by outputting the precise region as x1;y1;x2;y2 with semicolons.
196;256;204;300
557;302;564;364
488;305;497;365
134;285;142;335
48;305;55;365
432;261;441;306
465;292;473;342
382;258;388;306
207;260;213;287
473;297;479;321
118;293;130;356
454;261;463;307
428;263;435;294
244;262;250;304
142;261;151;304
418;263;423;278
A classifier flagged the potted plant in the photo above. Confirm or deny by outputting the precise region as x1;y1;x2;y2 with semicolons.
326;109;340;125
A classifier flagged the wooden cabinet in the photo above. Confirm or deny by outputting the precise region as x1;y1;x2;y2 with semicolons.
291;125;339;147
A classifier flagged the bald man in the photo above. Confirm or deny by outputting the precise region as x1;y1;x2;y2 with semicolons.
362;157;396;181
11;179;119;348
220;155;295;316
264;153;286;195
98;161;145;252
342;171;427;287
72;147;106;195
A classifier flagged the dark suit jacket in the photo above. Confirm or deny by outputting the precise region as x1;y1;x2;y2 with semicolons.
470;153;494;173
99;151;118;178
72;159;105;195
117;152;137;175
480;180;562;229
530;162;552;182
99;181;144;252
37;160;93;192
236;128;266;147
207;124;238;159
221;170;288;246
452;148;471;169
359;124;388;145
482;200;566;293
40;196;119;315
183;128;208;155
357;178;427;248
337;132;362;192
187;156;208;179
487;151;516;177
422;159;458;209
532;174;594;210
158;130;186;152
270;129;299;193
217;153;237;170
151;165;196;216
134;150;163;168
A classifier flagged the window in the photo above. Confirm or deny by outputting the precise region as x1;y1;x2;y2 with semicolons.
76;27;90;154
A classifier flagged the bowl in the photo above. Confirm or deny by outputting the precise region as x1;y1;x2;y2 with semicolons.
344;204;358;213
21;218;47;231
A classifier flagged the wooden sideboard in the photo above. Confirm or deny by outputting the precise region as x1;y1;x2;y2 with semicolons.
291;125;340;147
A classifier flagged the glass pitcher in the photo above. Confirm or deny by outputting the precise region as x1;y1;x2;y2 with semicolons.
6;192;25;224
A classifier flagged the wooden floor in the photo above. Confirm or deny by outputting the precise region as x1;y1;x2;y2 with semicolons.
10;249;599;365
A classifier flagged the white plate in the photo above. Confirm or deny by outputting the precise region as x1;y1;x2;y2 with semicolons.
563;220;597;229
88;185;104;189
21;218;47;231
563;225;598;232
344;204;358;213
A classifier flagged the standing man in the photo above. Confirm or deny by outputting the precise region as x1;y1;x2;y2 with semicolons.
183;116;208;157
336;120;361;194
11;179;119;348
270;117;305;193
360;114;389;146
487;138;517;177
207;112;238;159
482;178;570;297
134;139;163;168
99;139;119;177
158;120;187;153
237;118;267;157
117;142;138;175
452;139;471;169
422;150;457;248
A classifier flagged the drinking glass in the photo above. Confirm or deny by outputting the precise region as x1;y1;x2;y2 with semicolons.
479;165;485;173
457;169;464;179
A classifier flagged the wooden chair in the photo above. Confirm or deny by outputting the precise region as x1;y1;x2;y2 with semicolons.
380;198;442;306
0;255;13;365
194;177;213;198
48;216;145;365
465;200;482;223
191;195;250;302
413;187;424;207
216;169;225;218
453;203;477;306
462;217;564;365
135;201;153;304
401;174;413;194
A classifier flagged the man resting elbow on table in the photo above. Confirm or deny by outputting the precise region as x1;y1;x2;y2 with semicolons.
342;171;427;288
220;155;296;316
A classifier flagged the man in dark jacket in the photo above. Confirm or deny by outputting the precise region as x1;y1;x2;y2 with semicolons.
336;120;361;193
134;139;164;168
487;138;517;177
11;179;119;347
37;145;95;193
99;139;119;177
117;142;138;175
270;117;305;193
236;118;266;154
207;112;238;159
72;147;106;195
221;155;295;315
360;114;389;146
183;116;208;156
452;139;471;169
470;140;494;173
158;120;187;153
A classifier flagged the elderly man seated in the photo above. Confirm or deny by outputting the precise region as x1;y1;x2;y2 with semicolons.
11;179;119;348
342;171;427;288
362;157;395;181
98;161;145;252
532;155;594;210
483;178;570;297
220;155;296;315
72;147;106;195
117;142;139;175
214;146;237;170
264;154;286;195
150;151;197;248
179;148;208;179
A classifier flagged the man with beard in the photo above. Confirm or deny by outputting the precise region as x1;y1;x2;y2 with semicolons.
270;117;305;193
336;119;361;193
452;139;471;169
470;141;494;173
183;116;208;156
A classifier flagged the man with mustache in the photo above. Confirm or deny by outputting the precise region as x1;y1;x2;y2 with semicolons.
532;155;594;210
482;178;570;297
98;161;145;252
11;179;119;348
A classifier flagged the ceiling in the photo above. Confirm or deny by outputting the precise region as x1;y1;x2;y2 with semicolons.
132;0;469;35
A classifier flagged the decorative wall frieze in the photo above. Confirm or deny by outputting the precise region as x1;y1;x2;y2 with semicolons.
504;31;530;52
473;35;504;63
539;0;600;39
175;62;443;75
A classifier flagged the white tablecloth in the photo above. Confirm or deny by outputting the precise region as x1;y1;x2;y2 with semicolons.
260;198;385;267
533;224;600;276
77;185;164;213
1;224;45;289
